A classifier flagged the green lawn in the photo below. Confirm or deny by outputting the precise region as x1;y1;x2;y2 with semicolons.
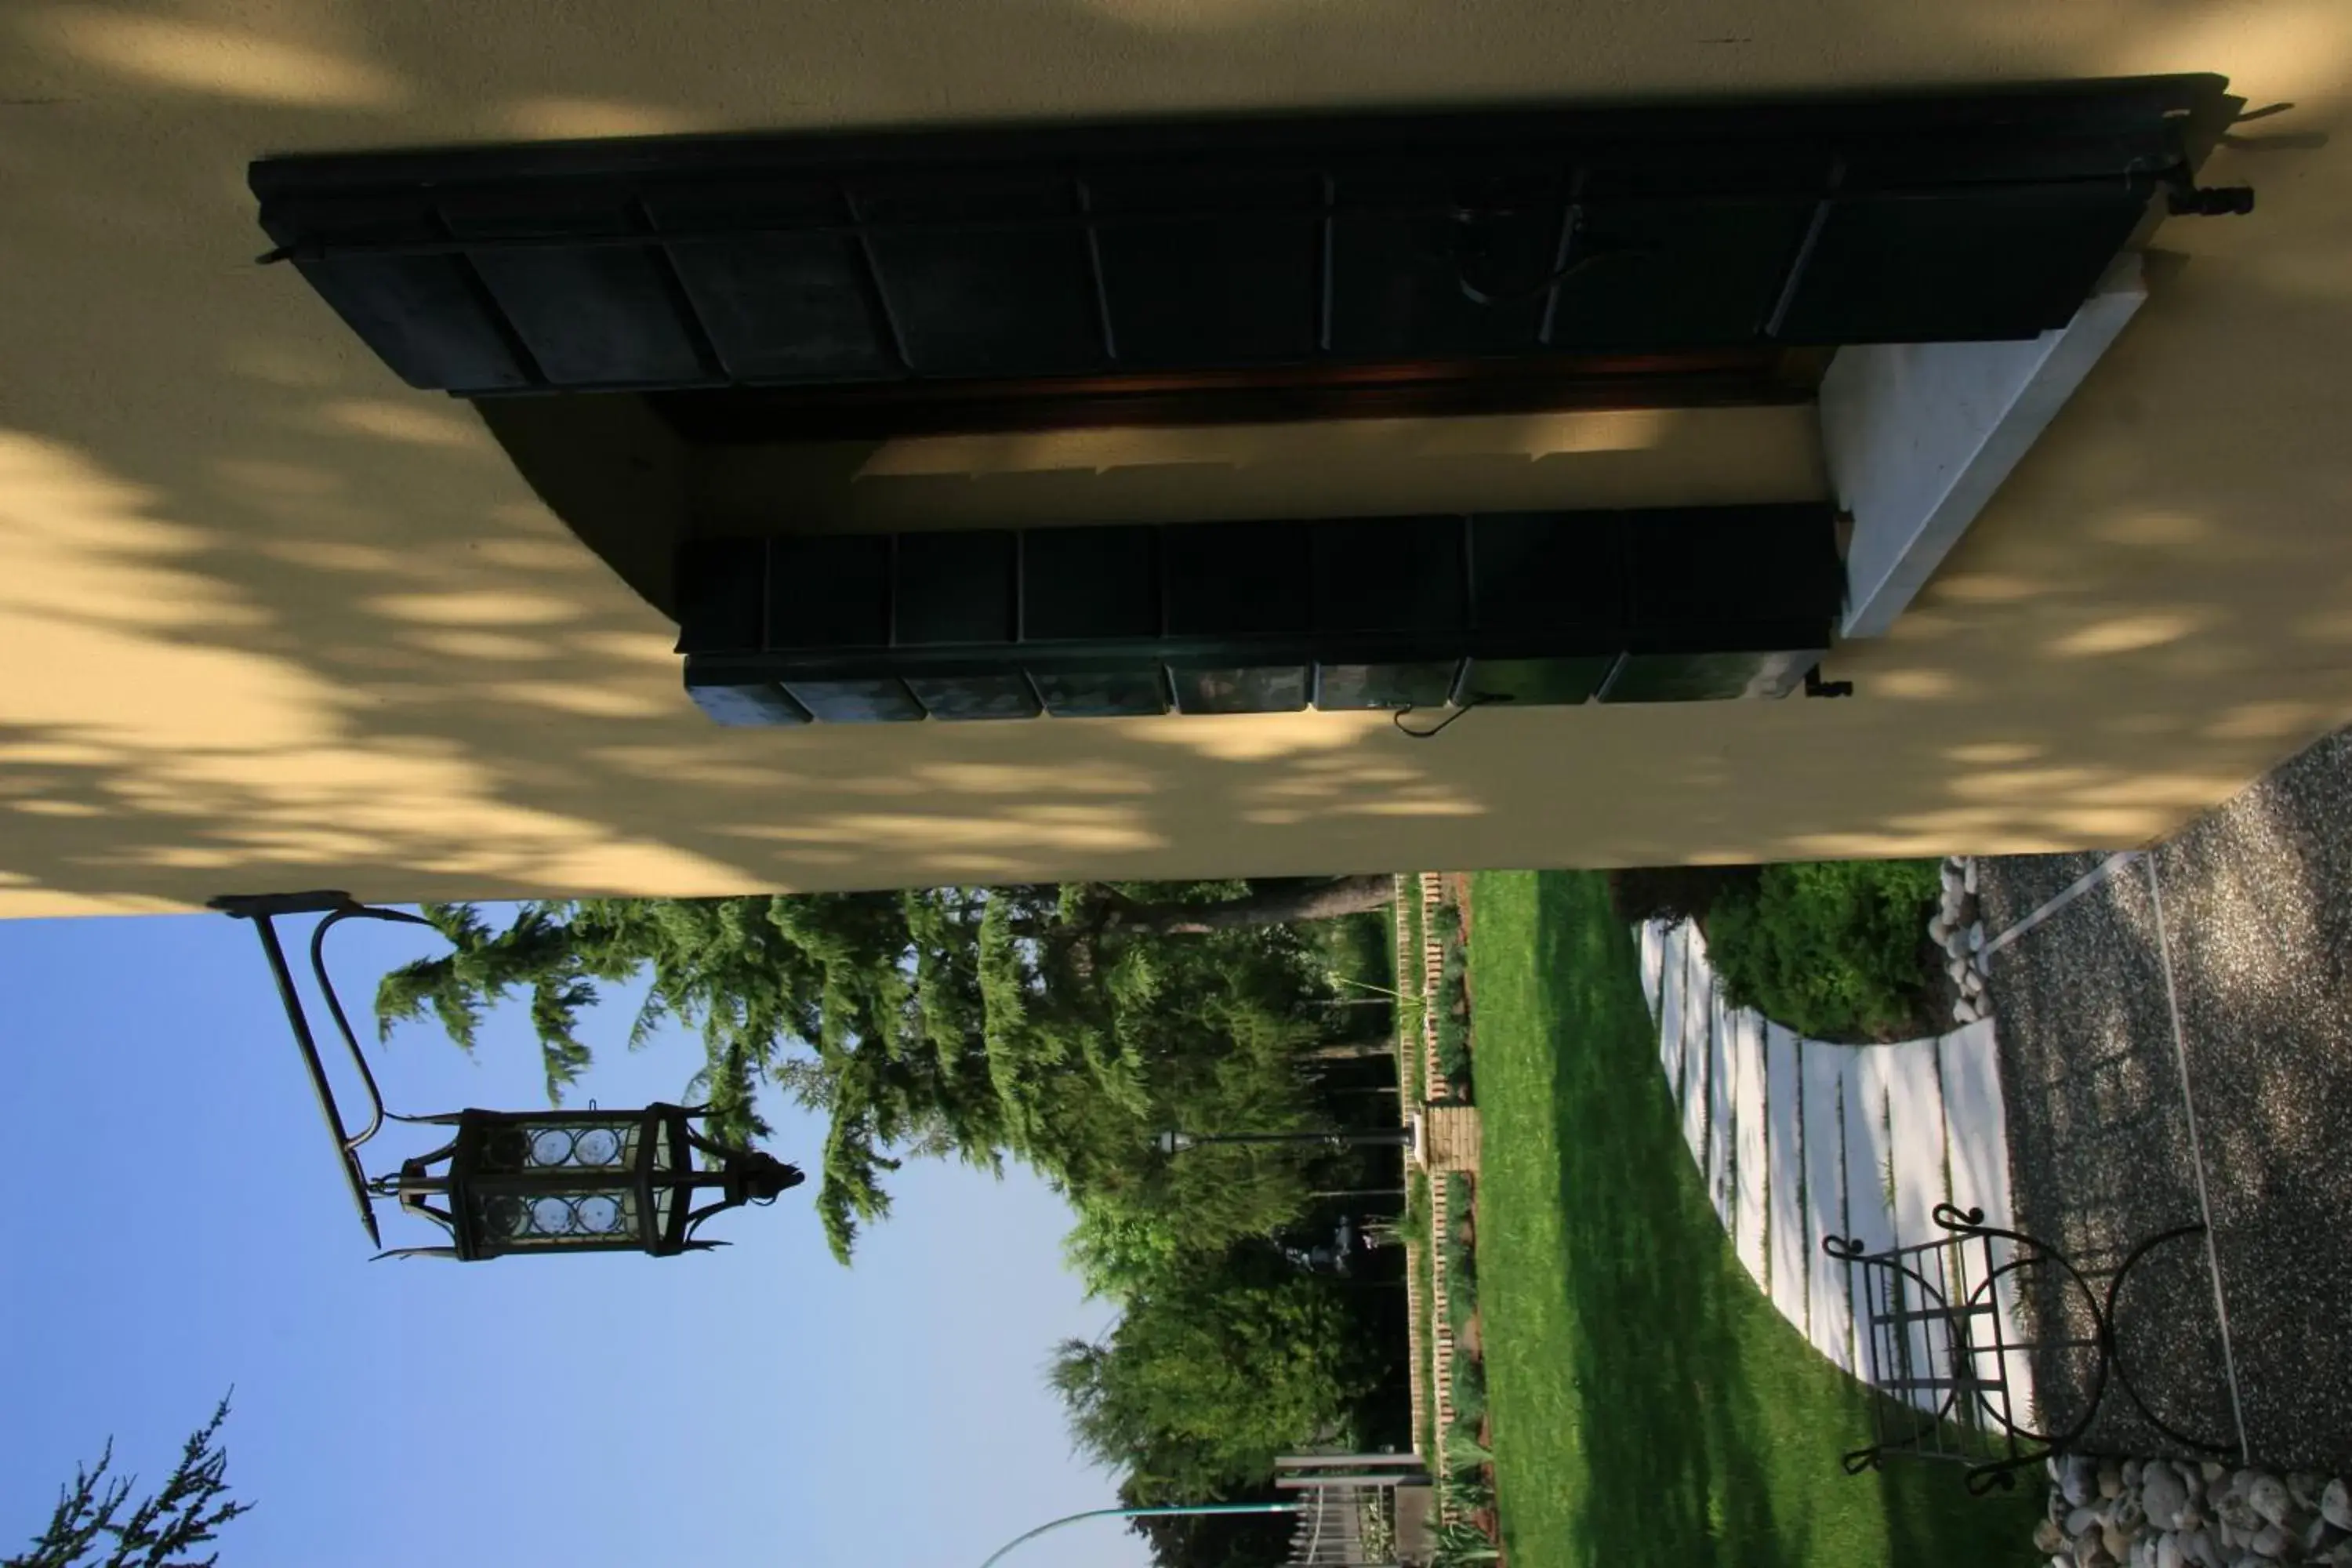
1468;870;2035;1568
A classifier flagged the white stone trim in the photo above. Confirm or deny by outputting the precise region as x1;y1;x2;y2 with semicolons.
1826;253;2148;639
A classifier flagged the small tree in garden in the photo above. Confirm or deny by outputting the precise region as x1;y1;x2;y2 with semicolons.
9;1399;249;1568
1048;1245;1383;1502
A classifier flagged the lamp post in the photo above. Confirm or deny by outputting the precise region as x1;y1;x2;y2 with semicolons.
1156;1117;1422;1160
212;890;804;1261
975;1502;1302;1568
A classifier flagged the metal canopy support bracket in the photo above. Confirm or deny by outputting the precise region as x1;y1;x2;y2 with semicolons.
209;889;435;1247
211;893;807;1262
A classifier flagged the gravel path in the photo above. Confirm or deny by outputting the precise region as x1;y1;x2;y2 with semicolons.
1980;724;2352;1472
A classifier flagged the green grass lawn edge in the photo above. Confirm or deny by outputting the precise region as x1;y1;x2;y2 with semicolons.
1468;869;2035;1568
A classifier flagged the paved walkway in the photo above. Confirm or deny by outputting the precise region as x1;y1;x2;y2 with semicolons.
1980;722;2352;1472
1638;921;2034;1411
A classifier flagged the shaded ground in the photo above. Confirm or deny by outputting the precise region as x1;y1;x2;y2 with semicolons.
1981;724;2352;1472
1469;869;2036;1568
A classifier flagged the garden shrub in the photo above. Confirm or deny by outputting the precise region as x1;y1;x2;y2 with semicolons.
1432;1477;1501;1566
1440;1174;1486;1436
1441;1187;1477;1336
1605;863;1761;926
1704;858;1941;1040
1449;1355;1486;1436
1434;923;1472;1096
1313;908;1393;984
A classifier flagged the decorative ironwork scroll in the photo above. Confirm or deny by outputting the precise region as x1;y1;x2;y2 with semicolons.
1824;1202;2238;1494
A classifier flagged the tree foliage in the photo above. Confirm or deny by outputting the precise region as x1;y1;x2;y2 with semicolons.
374;880;1381;1262
9;1399;248;1568
1062;1202;1185;1303
370;874;1411;1568
1050;1246;1384;1502
1123;1501;1298;1568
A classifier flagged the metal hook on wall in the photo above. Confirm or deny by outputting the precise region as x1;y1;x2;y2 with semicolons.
1392;691;1513;740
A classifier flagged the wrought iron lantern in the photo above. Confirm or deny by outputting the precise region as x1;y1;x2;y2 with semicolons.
387;1103;800;1261
211;890;803;1261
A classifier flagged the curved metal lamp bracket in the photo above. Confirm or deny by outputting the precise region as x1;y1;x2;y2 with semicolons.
210;889;440;1246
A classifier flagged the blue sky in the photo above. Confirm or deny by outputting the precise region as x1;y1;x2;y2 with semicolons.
0;907;1149;1568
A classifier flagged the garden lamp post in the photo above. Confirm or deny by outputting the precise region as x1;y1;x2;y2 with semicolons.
975;1503;1303;1568
1156;1116;1423;1161
211;890;804;1261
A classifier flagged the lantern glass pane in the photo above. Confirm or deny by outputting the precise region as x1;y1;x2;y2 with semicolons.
649;1120;712;1178
492;1121;641;1173
475;1185;639;1248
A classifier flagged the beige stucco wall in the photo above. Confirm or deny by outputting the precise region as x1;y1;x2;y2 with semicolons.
0;0;2348;916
